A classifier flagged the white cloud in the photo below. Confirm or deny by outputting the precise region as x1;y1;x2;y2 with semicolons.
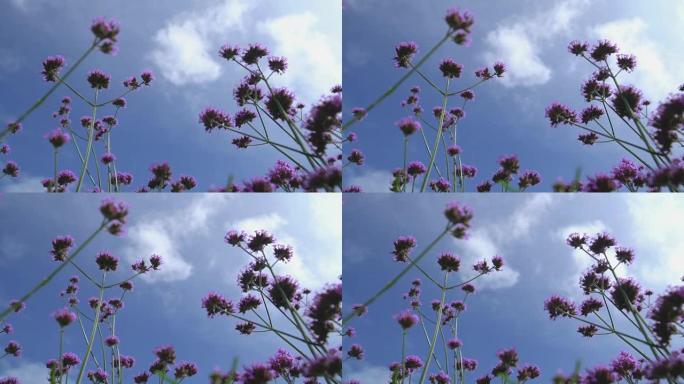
150;0;253;85
226;197;341;290
345;168;389;192
344;363;388;382
258;11;341;101
483;0;589;87
453;195;554;290
1;176;44;192
124;195;230;282
591;18;679;100
625;196;684;289
0;362;47;383
457;231;520;290
555;221;609;296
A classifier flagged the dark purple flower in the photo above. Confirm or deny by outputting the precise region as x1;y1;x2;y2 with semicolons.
53;308;77;327
242;44;269;65
41;55;66;82
546;102;578;126
95;251;118;272
439;59;463;78
87;70;111;90
265;88;295;120
591;40;619;61
394;42;418;68
396;117;421;136
2;161;19;178
437;252;461;272
268;56;287;74
545;295;577;320
199;107;232;132
394;309;419;330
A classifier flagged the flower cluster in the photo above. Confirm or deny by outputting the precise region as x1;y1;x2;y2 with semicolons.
344;7;540;193
0;199;203;384
547;39;684;192
200;43;343;192
0;18;199;193
202;229;342;382
345;201;539;383
545;231;684;382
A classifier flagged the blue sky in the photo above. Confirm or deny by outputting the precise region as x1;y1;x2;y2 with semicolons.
342;0;684;191
0;193;341;382
0;0;341;192
343;193;684;381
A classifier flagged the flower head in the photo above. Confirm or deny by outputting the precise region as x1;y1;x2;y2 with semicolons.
41;56;66;82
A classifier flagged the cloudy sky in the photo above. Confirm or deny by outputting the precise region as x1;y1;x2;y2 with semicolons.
0;0;341;192
0;193;341;382
343;193;684;381
343;0;684;191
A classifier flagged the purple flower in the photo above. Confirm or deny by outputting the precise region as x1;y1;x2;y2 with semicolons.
581;105;605;124
394;42;418;68
616;54;637;72
612;85;643;118
50;235;74;262
242;43;269;65
544;295;577;319
407;161;427;177
53;308;77;327
241;363;274;384
445;7;474;35
61;352;81;368
87;70;111;90
268;56;287;74
391;236;416;262
568;40;589;55
95;251;118;272
2;161;19;178
404;355;424;371
437;252;461;272
105;335;119;347
202;293;234;318
41;55;66;82
347;149;365;165
347;344;364;360
91;17;120;41
174;362;199;379
546;102;578;126
265;87;295;121
439;58;463;78
396;117;421;136
219;44;240;60
518;170;541;190
4;341;21;357
590;40;619;61
394;309;419;330
583;365;617;384
199;107;232;132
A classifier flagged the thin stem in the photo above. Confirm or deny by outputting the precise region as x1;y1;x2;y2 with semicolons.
75;89;99;192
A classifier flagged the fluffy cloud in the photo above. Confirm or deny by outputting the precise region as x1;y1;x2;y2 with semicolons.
591;18;680;101
123;195;231;282
150;0;252;85
150;0;340;99
624;195;684;289
345;168;390;192
483;0;589;87
226;196;341;290
0;362;47;383
1;176;44;192
453;195;554;290
258;11;341;101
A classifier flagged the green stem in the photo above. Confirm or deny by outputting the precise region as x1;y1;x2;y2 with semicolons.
75;272;106;384
420;79;450;192
76;89;99;192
